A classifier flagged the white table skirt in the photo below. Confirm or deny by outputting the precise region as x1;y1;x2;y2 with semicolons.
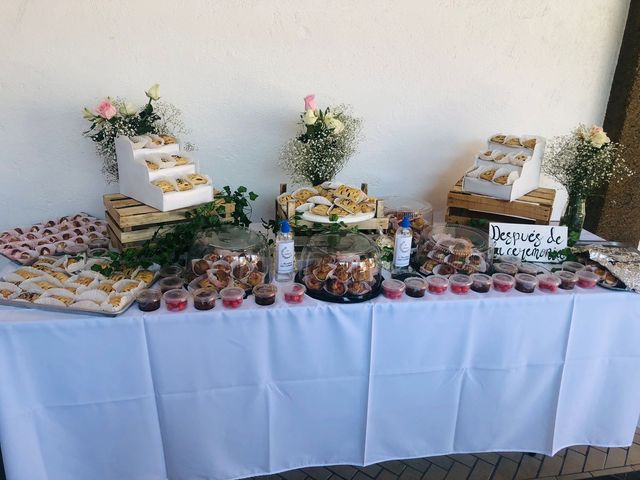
0;286;639;480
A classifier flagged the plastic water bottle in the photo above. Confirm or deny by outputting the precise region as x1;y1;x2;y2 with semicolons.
275;220;295;282
392;215;412;274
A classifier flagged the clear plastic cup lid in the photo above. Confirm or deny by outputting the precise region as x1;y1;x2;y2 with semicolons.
514;273;538;284
382;279;405;292
557;270;577;280
470;273;492;283
285;283;306;294
193;287;216;300
427;276;449;288
220;287;244;299
404;277;427;289
450;274;472;286
159;276;183;289
537;273;561;286
492;273;515;285
253;283;277;297
163;289;189;301
577;270;599;281
137;288;162;301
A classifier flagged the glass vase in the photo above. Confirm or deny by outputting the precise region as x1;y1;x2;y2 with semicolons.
561;193;586;245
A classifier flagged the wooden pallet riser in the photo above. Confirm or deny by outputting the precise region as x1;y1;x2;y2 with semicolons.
104;193;235;250
445;179;556;227
275;183;390;233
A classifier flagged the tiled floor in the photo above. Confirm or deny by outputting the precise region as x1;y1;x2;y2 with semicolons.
248;428;640;480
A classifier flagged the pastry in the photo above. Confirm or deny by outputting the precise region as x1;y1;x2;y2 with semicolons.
35;281;56;290
98;283;114;294
504;136;522;147
187;174;208;185
493;153;506;162
51;271;70;283
0;289;14;298
246;271;265;287
16;292;39;302
335;185;365;203
146;160;159;170
357;203;376;214
52;295;74;306
109;272;126;282
176;178;193;191
310;205;330;216
490;134;506;144
522;138;537;149
277;194;292;206
120;283;138;293
171;155;188;166
333;198;358;214
494;175;509;185
291;188;317;202
480;169;496;181
152;180;176;193
159;134;176;144
108;295;124;307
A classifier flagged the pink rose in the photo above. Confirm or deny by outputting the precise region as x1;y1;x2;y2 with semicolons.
304;94;317;111
95;99;117;120
589;125;604;135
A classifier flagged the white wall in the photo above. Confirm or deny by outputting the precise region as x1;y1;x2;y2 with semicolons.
0;0;629;230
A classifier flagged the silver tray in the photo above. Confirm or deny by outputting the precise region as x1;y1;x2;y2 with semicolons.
0;295;137;317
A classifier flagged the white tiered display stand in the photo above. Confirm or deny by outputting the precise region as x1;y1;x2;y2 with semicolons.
462;135;546;201
115;136;213;212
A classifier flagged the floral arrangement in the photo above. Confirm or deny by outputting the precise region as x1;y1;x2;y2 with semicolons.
543;124;631;199
83;84;192;182
280;94;362;186
543;124;632;242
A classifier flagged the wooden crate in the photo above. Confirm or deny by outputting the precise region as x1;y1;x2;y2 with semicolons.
445;180;556;226
104;193;235;251
275;183;389;247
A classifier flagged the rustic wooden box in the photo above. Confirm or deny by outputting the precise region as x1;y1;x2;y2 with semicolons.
275;183;389;248
104;193;234;251
445;180;555;226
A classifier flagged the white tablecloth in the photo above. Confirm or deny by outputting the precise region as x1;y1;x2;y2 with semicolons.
0;285;639;480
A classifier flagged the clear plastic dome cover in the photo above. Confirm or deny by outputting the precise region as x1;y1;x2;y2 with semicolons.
413;224;492;276
188;225;270;293
296;231;382;303
384;196;434;246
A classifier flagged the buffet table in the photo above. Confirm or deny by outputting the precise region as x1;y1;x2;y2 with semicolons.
0;272;639;480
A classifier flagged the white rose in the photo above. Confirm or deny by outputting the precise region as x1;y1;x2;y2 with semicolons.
325;117;344;134
145;84;161;101
119;102;137;116
303;109;318;125
590;131;610;148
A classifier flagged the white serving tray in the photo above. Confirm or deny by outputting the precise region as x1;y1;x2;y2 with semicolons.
115;137;213;212
462;135;545;201
301;211;375;224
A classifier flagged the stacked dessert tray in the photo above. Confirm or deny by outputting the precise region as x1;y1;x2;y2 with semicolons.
463;134;546;201
115;134;213;212
0;213;109;265
0;253;158;317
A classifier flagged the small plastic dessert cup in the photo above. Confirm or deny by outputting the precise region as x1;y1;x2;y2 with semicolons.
557;270;578;290
404;277;428;298
493;262;519;276
562;261;584;273
450;274;472;295
518;262;540;276
499;255;521;265
220;287;244;308
382;279;405;299
253;284;277;306
470;273;492;293
159;264;184;279
537;273;561;293
515;273;538;293
492;273;515;292
158;276;184;294
427;275;449;295
193;288;216;310
283;283;306;304
576;270;599;289
137;288;162;312
163;289;189;312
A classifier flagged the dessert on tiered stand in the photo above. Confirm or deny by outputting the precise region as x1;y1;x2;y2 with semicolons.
115;134;213;212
